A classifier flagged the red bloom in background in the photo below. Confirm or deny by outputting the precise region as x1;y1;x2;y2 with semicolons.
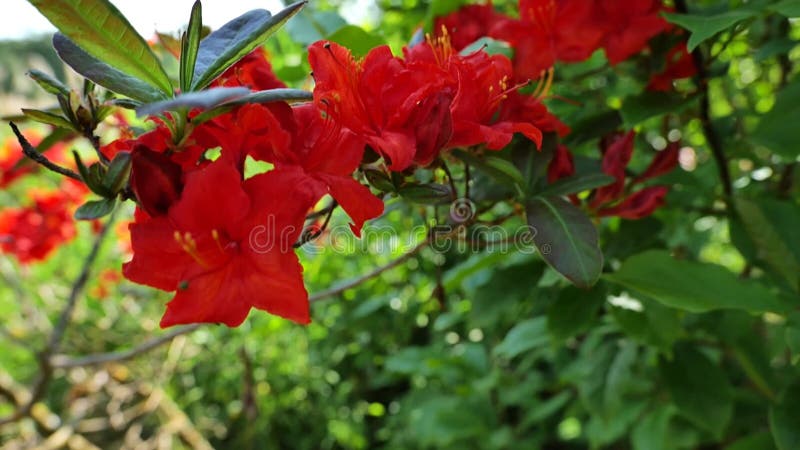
494;0;604;80
211;47;287;91
270;104;384;235
597;0;668;64
1;131;66;189
546;131;678;220
498;91;570;138
124;160;316;327
434;3;510;51
647;43;697;91
0;179;86;263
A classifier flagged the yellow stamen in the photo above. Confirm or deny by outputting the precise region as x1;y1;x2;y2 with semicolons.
174;231;209;269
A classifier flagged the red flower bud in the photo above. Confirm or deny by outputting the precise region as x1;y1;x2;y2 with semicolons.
635;141;680;183
129;145;183;217
596;186;668;219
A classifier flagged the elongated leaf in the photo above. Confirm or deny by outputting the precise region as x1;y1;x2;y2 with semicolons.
398;183;453;205
190;88;313;124
771;382;800;450
26;69;70;96
53;33;167;103
75;198;116;220
605;250;787;313
621;91;698;127
771;0;800;17
29;0;172;95
751;77;800;158
547;284;606;341
736;198;800;292
660;345;733;439
180;0;203;92
663;10;758;51
536;173;615;198
494;317;549;359
525;196;603;288
453;149;525;188
191;1;307;90
136;87;251;117
21;109;74;130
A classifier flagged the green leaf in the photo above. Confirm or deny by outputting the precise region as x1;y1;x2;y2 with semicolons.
751;77;800;158
605;250;787;313
191;1;307;90
180;0;203;92
26;69;70;96
660;345;733;439
74;197;116;220
21;108;74;130
29;0;172;95
525;196;603;288
536;173;615;198
771;0;800;17
53;33;167;103
397;183;452;205
769;382;800;450
494;317;549;359
190;88;312;124
631;406;677;450
726;432;777;450
621;91;698;127
460;37;513;59
663;10;758;52
136;87;251;117
735;198;800;292
547;284;606;341
102;151;131;194
327;25;385;58
452;149;525;189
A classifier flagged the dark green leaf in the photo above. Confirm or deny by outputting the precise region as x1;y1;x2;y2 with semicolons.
769;382;800;450
29;0;172;95
771;0;800;17
452;149;525;189
621;91;698;127
605;250;787;313
735;198;800;292
726;432;777;450
21;108;74;130
547;284;606;341
663;10;758;52
53;33;167;103
525;196;603;288
660;345;733;438
180;0;203;92
562;110;622;148
102;151;131;194
494;317;549;359
327;25;385;57
74;198;116;220
26;69;70;96
136;87;251;117
536;173;615;198
190;88;312;124
751;77;800;158
191;1;306;90
398;183;452;205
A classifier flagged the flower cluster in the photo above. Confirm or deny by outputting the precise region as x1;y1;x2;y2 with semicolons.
4;0;689;328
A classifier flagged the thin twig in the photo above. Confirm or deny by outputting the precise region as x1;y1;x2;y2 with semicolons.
309;240;429;303
439;160;459;201
49;324;201;369
294;200;338;248
0;208;117;426
9;122;82;182
674;0;733;200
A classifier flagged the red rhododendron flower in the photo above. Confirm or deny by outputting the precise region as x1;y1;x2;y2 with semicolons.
597;0;668;64
211;47;287;91
547;144;575;183
597;186;668;219
498;91;570;138
635;141;680;183
591;131;636;208
270;103;384;235
309;41;451;170
129;145;184;217
494;0;604;80
404;39;543;151
124;160;316;327
434;3;511;51
0;180;86;263
647;43;697;91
